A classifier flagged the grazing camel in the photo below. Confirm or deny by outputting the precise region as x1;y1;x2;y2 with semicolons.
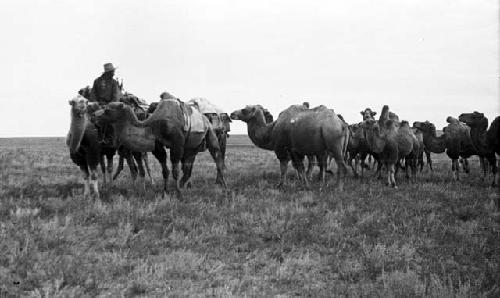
96;100;226;196
66;95;100;197
458;112;497;185
362;106;418;188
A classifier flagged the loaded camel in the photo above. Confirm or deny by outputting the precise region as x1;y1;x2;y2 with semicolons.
95;98;226;196
78;86;151;185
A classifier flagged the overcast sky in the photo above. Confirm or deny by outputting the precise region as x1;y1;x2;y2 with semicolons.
0;0;497;137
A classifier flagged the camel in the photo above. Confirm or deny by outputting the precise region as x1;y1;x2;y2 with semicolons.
458;112;497;185
231;105;348;189
66;96;101;197
96;100;226;196
229;105;275;150
412;121;446;172
149;98;232;170
79;86;151;185
362;105;418;188
345;123;373;178
273;105;348;189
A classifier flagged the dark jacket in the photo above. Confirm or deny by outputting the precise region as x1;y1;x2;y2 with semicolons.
89;75;122;104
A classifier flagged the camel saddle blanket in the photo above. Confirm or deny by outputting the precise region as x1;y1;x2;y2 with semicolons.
156;98;207;133
187;97;225;114
186;98;230;132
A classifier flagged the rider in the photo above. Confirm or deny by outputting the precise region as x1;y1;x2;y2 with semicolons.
89;63;122;144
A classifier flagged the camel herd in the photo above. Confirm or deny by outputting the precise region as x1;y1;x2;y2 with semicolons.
67;94;500;208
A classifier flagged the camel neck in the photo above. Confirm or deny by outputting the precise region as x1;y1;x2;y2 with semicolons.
422;131;446;153
468;125;488;154
247;113;274;150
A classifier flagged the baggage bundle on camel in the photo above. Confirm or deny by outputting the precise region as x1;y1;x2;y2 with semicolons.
186;97;231;133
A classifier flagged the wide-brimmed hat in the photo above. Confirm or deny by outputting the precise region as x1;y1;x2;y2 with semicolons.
103;63;117;73
159;91;176;100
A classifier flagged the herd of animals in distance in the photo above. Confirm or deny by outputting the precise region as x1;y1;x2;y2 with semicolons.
67;90;500;209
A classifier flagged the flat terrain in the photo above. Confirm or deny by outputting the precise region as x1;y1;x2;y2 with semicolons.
0;136;499;296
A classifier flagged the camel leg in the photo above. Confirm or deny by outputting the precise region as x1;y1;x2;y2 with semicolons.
328;145;347;192
113;155;125;180
278;159;290;189
389;163;397;188
317;153;328;190
451;158;460;181
418;152;424;172
291;153;309;189
170;146;183;197
218;131;228;170
80;165;90;198
353;154;360;178
99;154;106;185
152;145;169;197
142;153;154;185
479;157;487;181
106;153;114;185
180;150;197;188
133;152;146;193
305;155;315;181
206;128;227;187
425;150;433;172
89;167;99;198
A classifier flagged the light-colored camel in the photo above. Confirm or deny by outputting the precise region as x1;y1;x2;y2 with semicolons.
458;112;497;186
231;105;348;189
66;95;100;197
96;100;226;196
272;105;348;189
362;105;418;188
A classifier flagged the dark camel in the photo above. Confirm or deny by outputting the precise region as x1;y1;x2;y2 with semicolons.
458;112;497;186
79;86;150;185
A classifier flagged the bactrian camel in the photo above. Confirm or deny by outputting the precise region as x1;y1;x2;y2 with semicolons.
96;100;226;196
458;112;497;186
66;95;101;197
362;105;420;188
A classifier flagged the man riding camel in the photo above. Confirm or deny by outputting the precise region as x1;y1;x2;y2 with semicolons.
90;63;122;104
89;63;122;144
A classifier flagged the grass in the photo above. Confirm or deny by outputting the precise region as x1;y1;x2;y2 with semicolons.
0;136;499;296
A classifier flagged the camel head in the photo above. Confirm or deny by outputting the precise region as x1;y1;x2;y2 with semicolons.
69;95;89;117
360;108;377;121
458;112;488;131
414;121;437;135
78;86;92;99
94;102;130;124
230;105;273;124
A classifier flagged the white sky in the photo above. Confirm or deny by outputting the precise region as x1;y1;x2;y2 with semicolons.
0;0;497;137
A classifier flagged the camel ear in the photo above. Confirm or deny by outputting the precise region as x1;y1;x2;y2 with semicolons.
68;100;73;105
371;111;377;116
360;111;364;116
